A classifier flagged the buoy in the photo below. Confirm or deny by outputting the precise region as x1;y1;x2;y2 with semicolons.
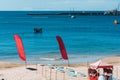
114;19;119;24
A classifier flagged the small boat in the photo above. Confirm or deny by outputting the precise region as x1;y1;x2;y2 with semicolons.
34;28;42;33
71;15;76;19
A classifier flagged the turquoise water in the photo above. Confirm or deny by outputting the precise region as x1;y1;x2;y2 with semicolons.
0;11;120;64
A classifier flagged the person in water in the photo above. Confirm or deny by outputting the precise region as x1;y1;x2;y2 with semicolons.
114;19;119;24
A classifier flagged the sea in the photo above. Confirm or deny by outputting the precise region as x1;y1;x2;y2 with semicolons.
0;11;120;64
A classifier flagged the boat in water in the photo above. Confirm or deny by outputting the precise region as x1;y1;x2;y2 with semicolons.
71;15;76;19
34;28;42;33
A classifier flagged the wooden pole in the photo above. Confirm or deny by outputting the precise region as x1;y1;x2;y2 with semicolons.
36;64;38;74
55;69;57;80
50;68;52;80
42;66;43;76
117;66;118;80
87;61;90;80
68;59;70;67
63;72;65;80
25;61;27;69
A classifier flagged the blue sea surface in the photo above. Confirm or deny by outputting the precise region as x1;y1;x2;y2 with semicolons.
0;11;120;64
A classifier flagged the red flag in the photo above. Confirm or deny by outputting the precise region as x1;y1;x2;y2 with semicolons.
56;36;68;60
14;34;26;61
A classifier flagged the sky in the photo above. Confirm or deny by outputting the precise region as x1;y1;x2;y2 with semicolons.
0;0;120;11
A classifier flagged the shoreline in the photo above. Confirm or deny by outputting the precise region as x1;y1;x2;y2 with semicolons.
0;56;120;69
0;56;120;80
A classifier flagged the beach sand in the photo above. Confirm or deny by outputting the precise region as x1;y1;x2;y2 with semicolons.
0;56;120;80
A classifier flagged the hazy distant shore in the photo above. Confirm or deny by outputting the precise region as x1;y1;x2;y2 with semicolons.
26;11;120;16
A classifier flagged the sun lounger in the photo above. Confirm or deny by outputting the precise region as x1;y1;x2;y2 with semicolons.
37;64;45;66
56;66;64;70
57;69;65;73
49;66;55;69
67;72;77;77
66;68;75;72
77;72;86;77
26;67;37;71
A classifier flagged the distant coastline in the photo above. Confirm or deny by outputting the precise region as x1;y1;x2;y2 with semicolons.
0;11;119;16
26;11;120;16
